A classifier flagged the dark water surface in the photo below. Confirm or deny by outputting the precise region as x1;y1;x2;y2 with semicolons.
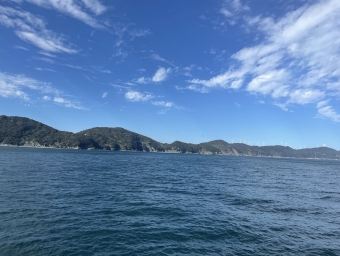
0;147;339;255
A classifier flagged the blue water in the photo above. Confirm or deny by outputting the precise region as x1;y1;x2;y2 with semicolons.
0;147;339;255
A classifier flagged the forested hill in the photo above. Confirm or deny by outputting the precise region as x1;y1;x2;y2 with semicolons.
1;115;339;160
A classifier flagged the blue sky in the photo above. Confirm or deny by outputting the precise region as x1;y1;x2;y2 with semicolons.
1;0;340;149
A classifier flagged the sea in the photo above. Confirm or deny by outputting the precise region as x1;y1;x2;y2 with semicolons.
0;147;339;256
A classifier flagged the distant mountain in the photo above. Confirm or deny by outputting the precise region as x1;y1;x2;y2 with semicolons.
1;115;339;160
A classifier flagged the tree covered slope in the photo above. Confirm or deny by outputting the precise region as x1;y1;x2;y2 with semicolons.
1;115;339;159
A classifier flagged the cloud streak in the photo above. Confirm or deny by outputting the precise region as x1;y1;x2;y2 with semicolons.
25;0;107;29
0;6;77;54
0;72;84;109
317;100;340;122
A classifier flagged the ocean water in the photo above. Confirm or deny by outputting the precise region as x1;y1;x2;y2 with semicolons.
0;147;339;256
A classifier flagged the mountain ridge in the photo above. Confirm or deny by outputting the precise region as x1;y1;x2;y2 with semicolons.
1;115;339;160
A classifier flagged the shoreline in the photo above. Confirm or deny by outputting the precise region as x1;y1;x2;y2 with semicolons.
1;144;338;161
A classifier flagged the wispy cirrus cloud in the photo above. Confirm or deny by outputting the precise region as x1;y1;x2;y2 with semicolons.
149;54;177;67
35;67;56;72
0;72;60;98
151;101;184;114
191;0;340;122
101;92;108;98
176;84;209;94
151;101;174;108
24;0;107;29
317;100;340;122
220;0;250;20
13;45;29;51
0;71;58;101
0;6;77;54
80;0;107;15
201;0;250;30
0;72;85;109
16;31;77;54
129;28;151;39
42;95;86;110
135;67;172;84
110;22;151;51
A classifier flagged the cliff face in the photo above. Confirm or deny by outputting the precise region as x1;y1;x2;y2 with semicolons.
1;115;339;160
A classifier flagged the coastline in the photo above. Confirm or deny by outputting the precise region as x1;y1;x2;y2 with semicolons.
1;144;338;161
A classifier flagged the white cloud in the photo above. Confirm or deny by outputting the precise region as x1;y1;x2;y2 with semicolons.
317;100;340;122
190;68;245;89
111;23;151;50
176;85;209;93
26;0;106;29
92;66;111;73
151;100;183;112
150;54;167;62
0;72;63;102
217;0;250;26
247;69;290;97
35;67;56;72
220;8;233;17
39;51;57;58
53;96;85;109
102;92;108;98
63;64;90;71
134;67;172;84
157;109;168;115
289;89;325;105
81;0;107;15
14;45;28;51
0;72;60;95
34;57;55;63
151;101;174;108
136;77;150;84
0;72;84;109
0;6;45;31
317;100;329;109
229;0;250;12
0;6;77;54
152;67;171;82
125;91;154;102
129;29;151;39
16;31;77;54
0;79;29;100
111;84;131;90
182;64;196;77
114;48;128;59
273;102;289;112
150;54;177;67
191;0;340;121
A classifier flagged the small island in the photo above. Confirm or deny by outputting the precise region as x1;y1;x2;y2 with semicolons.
1;115;339;160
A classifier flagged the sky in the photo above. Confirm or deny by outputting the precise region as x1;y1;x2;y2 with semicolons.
0;0;340;150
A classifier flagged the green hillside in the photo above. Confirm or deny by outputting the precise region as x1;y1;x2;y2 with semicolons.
0;115;339;160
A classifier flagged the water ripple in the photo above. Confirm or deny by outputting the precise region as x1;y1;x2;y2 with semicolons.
0;147;340;255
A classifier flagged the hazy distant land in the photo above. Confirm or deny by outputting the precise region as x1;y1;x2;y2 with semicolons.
0;115;339;160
